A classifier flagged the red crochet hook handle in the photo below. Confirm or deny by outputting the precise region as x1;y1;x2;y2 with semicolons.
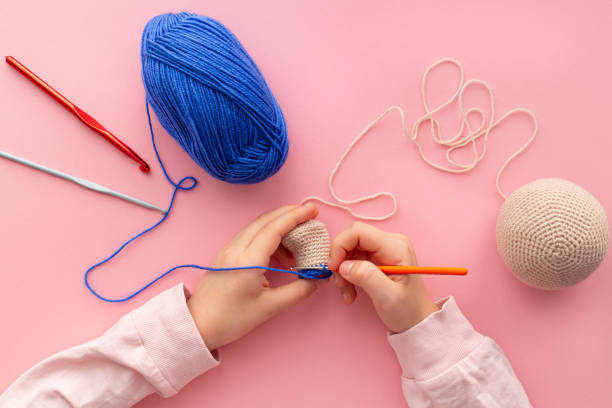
5;56;150;173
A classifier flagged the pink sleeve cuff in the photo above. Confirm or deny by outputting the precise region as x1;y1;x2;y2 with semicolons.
131;284;219;396
387;296;484;381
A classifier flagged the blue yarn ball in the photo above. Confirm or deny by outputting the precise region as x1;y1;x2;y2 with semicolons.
141;12;288;184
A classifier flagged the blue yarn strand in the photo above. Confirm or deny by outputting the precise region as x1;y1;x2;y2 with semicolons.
84;103;329;303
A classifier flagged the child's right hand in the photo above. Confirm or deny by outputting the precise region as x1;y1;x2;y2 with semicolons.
328;222;439;333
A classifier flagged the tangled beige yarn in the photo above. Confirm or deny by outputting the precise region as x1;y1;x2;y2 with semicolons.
281;220;330;268
496;179;609;289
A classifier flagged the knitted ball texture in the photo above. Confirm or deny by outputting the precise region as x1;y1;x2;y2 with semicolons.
496;178;609;289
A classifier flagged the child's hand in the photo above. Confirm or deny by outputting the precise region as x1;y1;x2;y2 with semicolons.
187;204;321;351
328;222;439;333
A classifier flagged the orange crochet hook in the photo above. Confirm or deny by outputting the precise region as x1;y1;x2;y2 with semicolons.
293;265;467;276
377;266;467;275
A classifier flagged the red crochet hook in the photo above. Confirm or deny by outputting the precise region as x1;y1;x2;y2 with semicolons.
5;56;150;173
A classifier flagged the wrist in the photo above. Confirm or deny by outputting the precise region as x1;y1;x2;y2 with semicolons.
187;297;221;351
387;283;439;333
411;297;440;329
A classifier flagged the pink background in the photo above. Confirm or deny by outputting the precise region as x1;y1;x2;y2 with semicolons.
1;0;611;406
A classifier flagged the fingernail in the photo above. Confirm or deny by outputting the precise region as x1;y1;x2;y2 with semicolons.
342;291;351;303
340;261;354;277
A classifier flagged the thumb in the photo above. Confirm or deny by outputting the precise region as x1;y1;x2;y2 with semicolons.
339;260;394;302
262;279;319;316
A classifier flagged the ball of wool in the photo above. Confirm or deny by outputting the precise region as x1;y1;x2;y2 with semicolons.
496;178;609;289
282;220;331;268
141;12;288;184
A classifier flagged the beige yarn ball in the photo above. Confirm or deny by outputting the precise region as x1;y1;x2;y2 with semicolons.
281;220;330;268
496;178;609;289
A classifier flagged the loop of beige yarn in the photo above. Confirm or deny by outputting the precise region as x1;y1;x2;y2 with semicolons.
281;220;330;268
496;179;609;289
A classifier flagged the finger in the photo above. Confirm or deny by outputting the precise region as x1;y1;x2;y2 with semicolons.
261;278;319;316
338;260;395;303
329;222;390;271
332;272;357;304
272;245;294;268
248;203;318;257
333;271;350;288
232;205;299;248
342;284;357;304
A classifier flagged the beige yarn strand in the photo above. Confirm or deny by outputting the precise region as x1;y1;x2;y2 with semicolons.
302;58;539;220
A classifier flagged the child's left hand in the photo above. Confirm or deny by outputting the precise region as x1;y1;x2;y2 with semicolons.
187;203;321;351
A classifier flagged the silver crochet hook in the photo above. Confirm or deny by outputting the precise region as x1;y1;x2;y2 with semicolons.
290;266;327;271
0;150;165;214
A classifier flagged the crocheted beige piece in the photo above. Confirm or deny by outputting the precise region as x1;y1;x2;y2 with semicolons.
282;220;330;268
496;178;609;289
